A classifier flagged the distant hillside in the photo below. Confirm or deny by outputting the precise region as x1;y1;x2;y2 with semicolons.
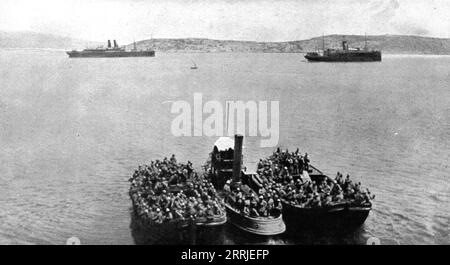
299;35;450;55
128;35;450;55
1;31;449;54
127;38;303;53
0;31;100;50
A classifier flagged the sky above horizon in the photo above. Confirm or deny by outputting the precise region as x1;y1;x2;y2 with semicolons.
0;0;449;43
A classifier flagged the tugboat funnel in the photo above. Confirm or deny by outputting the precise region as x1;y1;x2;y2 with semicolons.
232;135;244;183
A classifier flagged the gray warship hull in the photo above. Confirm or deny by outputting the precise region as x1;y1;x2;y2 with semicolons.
67;50;155;58
305;51;381;62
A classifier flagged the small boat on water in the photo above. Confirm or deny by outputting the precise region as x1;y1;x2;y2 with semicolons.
191;61;198;70
133;183;227;226
281;199;372;233
129;159;227;245
207;136;286;236
253;156;373;232
299;165;372;228
130;206;226;245
130;189;227;244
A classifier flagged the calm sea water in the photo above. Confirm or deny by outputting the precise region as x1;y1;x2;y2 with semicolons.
0;50;449;245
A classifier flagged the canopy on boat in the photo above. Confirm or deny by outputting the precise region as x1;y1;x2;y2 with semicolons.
214;137;245;151
214;137;235;151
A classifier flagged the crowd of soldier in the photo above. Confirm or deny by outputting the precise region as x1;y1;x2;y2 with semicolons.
254;148;374;208
129;156;225;225
225;180;284;218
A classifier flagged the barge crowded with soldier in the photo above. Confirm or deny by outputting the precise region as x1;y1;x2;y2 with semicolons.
128;135;375;243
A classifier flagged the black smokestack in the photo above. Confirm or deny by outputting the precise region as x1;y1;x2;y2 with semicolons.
114;40;118;48
108;40;112;48
232;135;244;183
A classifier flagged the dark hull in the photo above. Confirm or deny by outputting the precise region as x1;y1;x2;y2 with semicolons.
283;165;372;231
344;206;371;227
225;204;286;236
130;202;227;245
246;165;372;233
67;50;155;58
305;53;381;62
282;201;371;233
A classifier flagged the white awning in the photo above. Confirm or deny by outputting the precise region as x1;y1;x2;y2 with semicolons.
214;137;235;151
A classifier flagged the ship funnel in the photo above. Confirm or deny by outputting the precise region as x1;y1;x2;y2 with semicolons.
113;40;118;48
108;40;112;48
342;41;348;51
232;135;244;183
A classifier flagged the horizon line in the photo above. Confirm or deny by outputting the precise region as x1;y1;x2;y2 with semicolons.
2;30;450;44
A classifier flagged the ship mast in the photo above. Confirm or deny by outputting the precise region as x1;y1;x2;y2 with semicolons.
322;33;325;52
364;33;368;50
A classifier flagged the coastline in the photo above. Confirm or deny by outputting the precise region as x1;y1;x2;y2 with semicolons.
2;48;450;57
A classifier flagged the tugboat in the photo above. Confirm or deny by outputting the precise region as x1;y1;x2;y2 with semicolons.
207;136;286;236
67;40;155;58
305;35;381;62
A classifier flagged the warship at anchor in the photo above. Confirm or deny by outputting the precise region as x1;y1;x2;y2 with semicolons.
67;40;155;58
305;35;382;62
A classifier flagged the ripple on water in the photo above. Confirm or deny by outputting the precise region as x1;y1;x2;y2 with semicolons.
1;52;450;244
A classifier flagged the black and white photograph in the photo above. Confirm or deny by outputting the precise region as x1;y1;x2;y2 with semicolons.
0;0;449;249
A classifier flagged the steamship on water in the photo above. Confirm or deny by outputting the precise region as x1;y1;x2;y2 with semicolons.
305;35;381;62
67;40;155;58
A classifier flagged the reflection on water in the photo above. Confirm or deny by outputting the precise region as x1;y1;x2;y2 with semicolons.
0;50;449;245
